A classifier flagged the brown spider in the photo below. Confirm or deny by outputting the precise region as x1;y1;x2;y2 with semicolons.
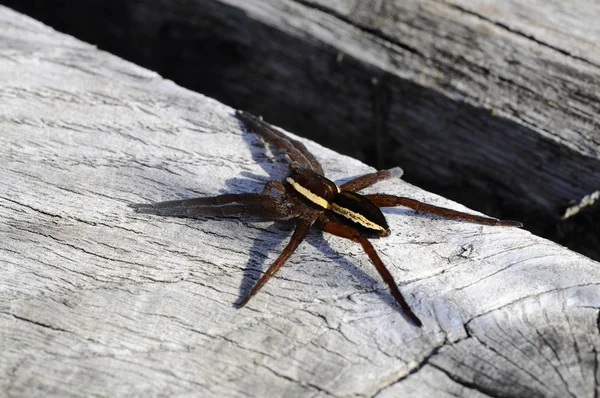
132;111;522;327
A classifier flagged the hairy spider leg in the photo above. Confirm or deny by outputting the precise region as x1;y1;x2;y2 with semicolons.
133;193;271;208
339;170;393;192
261;180;287;195
131;194;296;220
235;111;324;174
238;217;317;307
365;194;523;227
318;215;423;327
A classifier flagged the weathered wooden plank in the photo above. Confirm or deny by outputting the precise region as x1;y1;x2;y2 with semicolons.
4;0;598;261
224;0;600;258
0;6;599;398
445;0;600;65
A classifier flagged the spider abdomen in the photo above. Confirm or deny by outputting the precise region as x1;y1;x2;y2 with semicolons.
331;191;390;237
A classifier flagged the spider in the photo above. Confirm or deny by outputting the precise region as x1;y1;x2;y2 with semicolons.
132;110;522;327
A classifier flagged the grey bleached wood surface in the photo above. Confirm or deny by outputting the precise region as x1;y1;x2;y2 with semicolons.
213;0;600;259
3;1;599;258
1;6;600;398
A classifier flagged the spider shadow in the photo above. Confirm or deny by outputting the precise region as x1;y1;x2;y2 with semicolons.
230;118;410;317
224;123;294;305
126;119;293;308
230;210;409;315
306;230;412;314
219;124;291;306
130;115;415;319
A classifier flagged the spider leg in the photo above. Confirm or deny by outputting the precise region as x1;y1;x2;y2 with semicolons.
339;167;404;192
318;215;422;327
238;217;316;307
131;194;296;220
235;110;324;174
365;194;523;227
262;180;286;195
133;193;268;208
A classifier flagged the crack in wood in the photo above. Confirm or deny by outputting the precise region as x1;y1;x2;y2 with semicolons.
291;0;424;57
4;312;71;334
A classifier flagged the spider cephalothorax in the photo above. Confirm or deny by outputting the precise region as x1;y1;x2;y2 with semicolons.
133;111;522;327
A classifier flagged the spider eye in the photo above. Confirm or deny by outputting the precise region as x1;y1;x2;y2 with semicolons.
331;192;389;236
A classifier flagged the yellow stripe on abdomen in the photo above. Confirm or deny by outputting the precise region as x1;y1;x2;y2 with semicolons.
331;203;386;232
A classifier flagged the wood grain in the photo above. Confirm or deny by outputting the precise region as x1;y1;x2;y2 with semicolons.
0;6;598;397
4;0;598;260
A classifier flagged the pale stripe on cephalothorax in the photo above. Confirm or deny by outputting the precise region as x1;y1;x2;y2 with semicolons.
331;203;387;232
286;177;331;209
